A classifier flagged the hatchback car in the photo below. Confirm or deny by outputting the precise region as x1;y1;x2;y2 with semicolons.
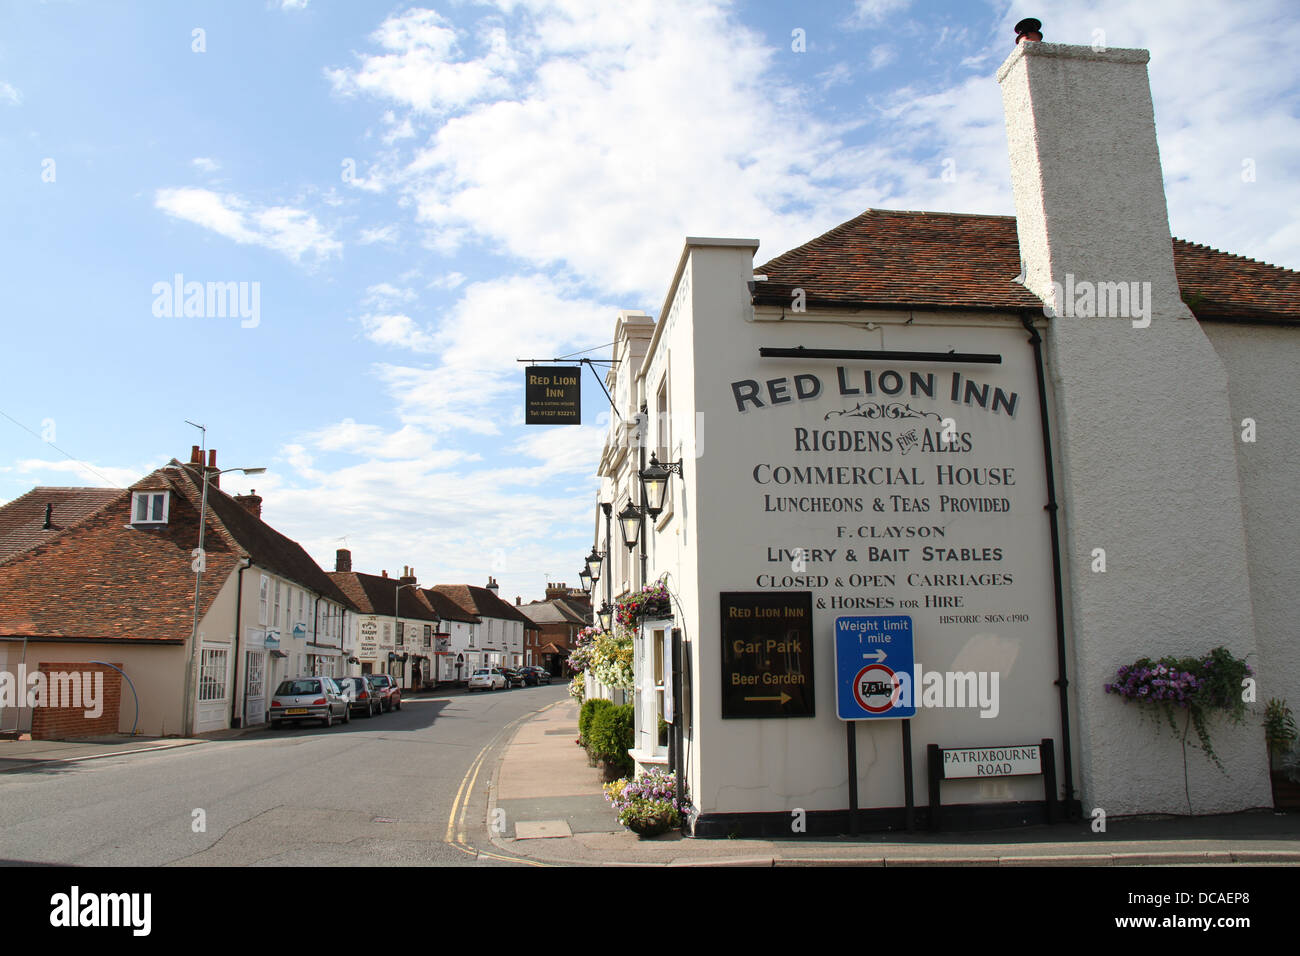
468;667;506;691
501;667;527;689
367;673;402;712
336;675;382;718
269;676;350;728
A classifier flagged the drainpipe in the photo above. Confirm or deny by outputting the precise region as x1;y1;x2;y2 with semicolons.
228;557;253;727
1020;310;1076;818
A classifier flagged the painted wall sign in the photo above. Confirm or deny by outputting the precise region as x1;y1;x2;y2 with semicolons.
939;744;1042;779
834;614;916;720
525;365;581;424
719;591;815;718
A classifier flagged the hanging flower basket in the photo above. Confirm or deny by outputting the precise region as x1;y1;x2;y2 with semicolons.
616;583;672;629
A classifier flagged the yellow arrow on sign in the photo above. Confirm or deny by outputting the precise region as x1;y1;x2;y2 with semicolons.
744;693;792;705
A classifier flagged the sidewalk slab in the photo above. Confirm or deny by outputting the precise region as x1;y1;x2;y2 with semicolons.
0;736;204;772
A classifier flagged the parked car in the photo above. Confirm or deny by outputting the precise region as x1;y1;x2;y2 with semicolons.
468;667;506;691
502;667;527;688
520;666;551;686
336;676;382;718
269;676;350;729
367;673;402;712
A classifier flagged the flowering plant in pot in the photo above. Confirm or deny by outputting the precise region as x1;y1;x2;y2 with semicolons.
1105;646;1252;811
604;767;687;837
615;582;672;630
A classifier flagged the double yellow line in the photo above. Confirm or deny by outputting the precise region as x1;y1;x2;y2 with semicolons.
445;702;563;866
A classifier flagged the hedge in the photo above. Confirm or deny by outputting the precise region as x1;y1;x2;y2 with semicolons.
579;698;613;745
587;703;635;778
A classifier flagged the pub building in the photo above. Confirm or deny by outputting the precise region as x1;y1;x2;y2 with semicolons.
589;23;1299;836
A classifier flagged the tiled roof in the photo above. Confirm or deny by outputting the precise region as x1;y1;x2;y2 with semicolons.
0;461;354;642
168;462;355;611
520;598;590;626
0;487;122;566
432;584;536;627
0;478;240;642
753;209;1300;325
328;570;441;621
419;587;481;624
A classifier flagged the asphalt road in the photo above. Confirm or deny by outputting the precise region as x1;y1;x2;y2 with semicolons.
0;682;570;866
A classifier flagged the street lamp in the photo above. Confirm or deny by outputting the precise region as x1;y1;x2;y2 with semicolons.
598;602;614;632
618;500;643;551
578;566;593;592
395;581;419;685
585;547;605;582
184;461;266;736
639;453;683;518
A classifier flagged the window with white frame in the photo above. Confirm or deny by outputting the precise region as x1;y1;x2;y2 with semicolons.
259;576;269;626
131;491;169;524
273;580;281;628
423;625;432;648
396;621;404;647
636;624;670;758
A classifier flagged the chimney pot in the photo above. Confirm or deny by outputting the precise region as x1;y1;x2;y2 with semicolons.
382;570;388;578
234;491;263;519
1014;17;1042;44
336;548;352;572
42;502;53;530
208;449;217;468
190;445;202;464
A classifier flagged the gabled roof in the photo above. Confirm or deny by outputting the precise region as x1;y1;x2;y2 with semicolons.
0;487;123;566
432;584;537;628
520;598;590;626
753;209;1300;325
328;570;441;621
167;462;355;610
0;460;354;643
419;587;481;624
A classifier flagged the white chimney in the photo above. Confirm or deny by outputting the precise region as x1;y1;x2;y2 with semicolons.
998;36;1188;325
996;26;1263;815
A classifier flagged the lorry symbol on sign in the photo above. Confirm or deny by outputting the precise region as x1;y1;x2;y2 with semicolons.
860;680;895;697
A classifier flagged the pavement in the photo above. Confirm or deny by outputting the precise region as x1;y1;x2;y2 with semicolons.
486;698;1300;866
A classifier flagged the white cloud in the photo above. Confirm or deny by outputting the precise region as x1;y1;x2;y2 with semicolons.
845;0;912;30
364;282;417;307
191;157;221;174
0;82;22;105
154;187;342;264
359;224;400;244
869;44;896;70
281;0;309;9
326;8;517;114
360;312;439;353
12;458;148;489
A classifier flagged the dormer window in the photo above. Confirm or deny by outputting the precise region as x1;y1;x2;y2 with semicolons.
131;491;169;524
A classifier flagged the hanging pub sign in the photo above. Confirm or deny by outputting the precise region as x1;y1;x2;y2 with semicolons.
525;365;581;424
720;591;815;718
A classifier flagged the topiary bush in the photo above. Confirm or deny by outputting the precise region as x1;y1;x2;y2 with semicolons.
579;698;613;747
587;703;635;778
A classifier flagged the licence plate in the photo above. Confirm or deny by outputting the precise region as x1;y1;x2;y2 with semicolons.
286;708;309;715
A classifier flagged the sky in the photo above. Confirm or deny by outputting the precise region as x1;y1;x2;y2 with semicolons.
1;0;1297;603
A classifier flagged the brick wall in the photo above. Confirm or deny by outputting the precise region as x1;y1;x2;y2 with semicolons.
31;662;123;740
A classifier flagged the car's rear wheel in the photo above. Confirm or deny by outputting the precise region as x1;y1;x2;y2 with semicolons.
342;705;351;724
322;711;333;728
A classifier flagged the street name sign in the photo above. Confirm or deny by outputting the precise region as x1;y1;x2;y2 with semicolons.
835;614;916;720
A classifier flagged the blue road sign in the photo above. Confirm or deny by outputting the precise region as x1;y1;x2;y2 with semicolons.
834;615;916;720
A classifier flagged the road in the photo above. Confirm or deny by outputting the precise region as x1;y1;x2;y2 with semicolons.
0;683;570;866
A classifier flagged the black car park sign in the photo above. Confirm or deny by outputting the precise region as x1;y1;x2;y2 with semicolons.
720;591;816;718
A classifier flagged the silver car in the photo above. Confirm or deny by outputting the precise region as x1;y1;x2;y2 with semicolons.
269;676;351;728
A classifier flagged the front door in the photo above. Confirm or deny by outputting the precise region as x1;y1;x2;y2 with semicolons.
196;645;230;733
244;649;266;725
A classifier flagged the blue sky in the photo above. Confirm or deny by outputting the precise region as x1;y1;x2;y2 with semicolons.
2;0;1297;602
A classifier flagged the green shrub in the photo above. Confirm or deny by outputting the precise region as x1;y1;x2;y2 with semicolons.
587;703;635;777
579;698;613;745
